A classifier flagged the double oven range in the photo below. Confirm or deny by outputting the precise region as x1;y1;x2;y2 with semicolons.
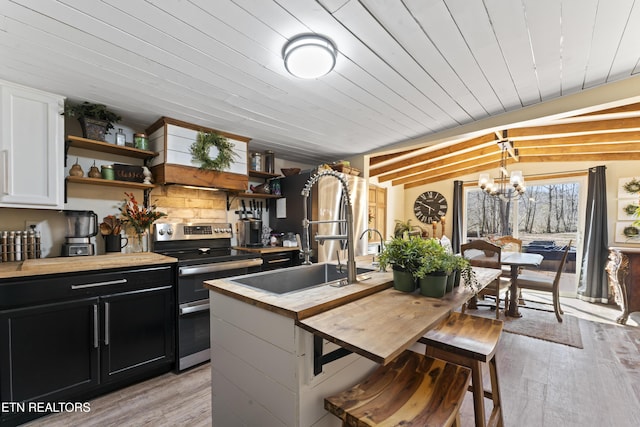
152;222;263;371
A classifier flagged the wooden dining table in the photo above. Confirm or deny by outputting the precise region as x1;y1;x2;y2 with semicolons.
501;251;544;317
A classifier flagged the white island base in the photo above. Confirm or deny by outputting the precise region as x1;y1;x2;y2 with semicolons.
210;292;378;427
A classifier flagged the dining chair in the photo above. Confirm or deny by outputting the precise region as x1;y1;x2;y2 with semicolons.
494;235;523;253
461;240;510;318
514;240;572;322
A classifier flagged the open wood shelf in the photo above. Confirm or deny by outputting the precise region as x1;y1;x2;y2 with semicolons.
66;135;158;159
248;170;280;179
66;176;155;190
233;192;281;199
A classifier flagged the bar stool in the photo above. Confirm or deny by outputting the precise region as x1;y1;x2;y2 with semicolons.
324;350;471;427
418;312;504;427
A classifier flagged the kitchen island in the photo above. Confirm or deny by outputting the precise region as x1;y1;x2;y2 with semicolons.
204;264;501;427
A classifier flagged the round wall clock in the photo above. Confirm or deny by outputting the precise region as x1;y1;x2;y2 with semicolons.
413;191;448;224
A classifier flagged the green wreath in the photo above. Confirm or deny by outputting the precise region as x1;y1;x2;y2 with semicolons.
190;131;237;171
623;178;640;194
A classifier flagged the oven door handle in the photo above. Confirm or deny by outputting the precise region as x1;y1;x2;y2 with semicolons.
179;258;263;276
179;299;210;315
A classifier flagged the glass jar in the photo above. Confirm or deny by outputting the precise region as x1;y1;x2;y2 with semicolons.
251;152;262;171
115;128;126;146
101;165;114;180
134;133;149;150
264;150;275;173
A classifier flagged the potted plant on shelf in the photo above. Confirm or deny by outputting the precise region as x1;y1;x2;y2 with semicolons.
377;236;425;292
64;101;122;141
393;218;423;238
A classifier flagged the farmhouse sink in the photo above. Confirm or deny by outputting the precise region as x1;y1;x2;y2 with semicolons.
229;263;375;294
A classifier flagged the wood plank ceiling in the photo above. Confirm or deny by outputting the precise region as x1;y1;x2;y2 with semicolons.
370;103;640;188
0;0;639;167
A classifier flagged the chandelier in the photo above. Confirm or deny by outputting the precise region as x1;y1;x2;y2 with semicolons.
478;131;526;200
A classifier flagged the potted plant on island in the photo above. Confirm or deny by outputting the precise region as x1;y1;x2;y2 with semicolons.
64;101;122;141
377;236;425;292
414;238;449;298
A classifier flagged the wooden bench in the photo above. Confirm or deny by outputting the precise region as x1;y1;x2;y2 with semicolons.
325;350;471;426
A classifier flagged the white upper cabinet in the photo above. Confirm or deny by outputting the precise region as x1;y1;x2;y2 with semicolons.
0;81;65;209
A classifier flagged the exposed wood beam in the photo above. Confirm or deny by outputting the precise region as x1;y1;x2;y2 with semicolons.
518;153;640;162
392;155;506;186
509;117;640;138
514;131;640;147
369;133;497;176
377;147;503;182
518;142;640;156
369;147;422;166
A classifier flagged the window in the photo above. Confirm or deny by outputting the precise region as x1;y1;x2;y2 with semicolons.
465;178;580;293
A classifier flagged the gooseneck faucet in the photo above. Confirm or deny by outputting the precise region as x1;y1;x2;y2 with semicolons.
301;169;357;284
359;228;384;267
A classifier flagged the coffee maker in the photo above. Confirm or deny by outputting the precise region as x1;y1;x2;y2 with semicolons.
238;219;263;247
61;210;98;256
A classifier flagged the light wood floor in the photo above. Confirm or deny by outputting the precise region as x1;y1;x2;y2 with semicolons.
25;294;640;427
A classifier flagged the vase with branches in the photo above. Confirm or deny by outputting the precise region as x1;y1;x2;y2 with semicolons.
119;192;166;251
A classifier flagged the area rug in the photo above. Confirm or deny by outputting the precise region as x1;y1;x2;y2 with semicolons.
465;298;584;349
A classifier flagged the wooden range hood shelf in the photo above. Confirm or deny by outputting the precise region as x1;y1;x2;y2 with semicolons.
150;163;248;192
147;117;249;192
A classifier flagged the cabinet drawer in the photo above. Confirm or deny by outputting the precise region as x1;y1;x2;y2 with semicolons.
0;265;175;309
261;251;299;271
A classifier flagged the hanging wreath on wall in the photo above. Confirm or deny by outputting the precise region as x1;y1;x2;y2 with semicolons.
190;131;237;171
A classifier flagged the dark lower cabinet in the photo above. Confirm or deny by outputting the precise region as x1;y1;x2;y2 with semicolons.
101;286;174;383
0;264;176;426
0;298;100;404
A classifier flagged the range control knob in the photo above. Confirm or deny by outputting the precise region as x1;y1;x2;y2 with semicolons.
158;229;166;236
166;228;173;235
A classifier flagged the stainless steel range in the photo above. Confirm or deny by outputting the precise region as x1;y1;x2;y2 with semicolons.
152;222;263;371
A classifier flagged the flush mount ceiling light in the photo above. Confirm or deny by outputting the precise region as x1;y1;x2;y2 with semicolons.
283;34;337;79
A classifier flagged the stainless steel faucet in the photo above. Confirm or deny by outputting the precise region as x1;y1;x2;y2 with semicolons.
359;228;384;267
301;169;357;284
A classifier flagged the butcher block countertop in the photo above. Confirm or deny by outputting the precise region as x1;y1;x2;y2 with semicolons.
0;253;177;279
233;245;301;254
205;264;501;365
204;262;394;320
297;267;501;365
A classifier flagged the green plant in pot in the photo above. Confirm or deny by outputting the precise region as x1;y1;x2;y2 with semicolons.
414;238;449;298
393;218;424;238
377;236;426;292
444;253;473;292
64;101;122;141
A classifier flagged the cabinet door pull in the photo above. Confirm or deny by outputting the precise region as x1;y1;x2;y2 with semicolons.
71;278;127;290
104;302;110;346
93;304;99;348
